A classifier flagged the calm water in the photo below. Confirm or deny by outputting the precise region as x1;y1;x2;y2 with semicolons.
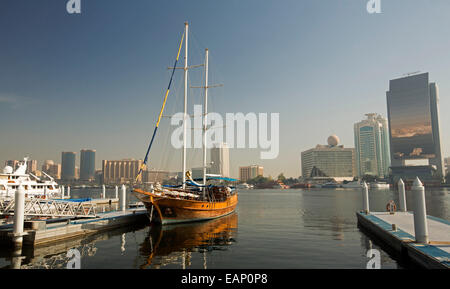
1;187;449;269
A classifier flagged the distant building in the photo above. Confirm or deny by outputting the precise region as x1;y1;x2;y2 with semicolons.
102;159;143;184
80;149;96;181
26;159;38;174
42;160;61;179
5;159;37;174
61;152;76;181
143;170;170;184
301;135;355;180
386;73;444;182
239;165;264;182
5;160;19;171
210;143;230;178
191;167;212;180
354;113;390;177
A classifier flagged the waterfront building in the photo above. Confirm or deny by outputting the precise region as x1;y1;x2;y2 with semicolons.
354;113;390;178
41;160;61;179
386;73;444;182
301;135;356;180
80;149;96;181
102;159;143;184
210;143;230;178
61;152;76;181
239;165;264;182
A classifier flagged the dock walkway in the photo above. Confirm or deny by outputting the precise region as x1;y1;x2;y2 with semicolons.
0;208;149;247
357;211;450;269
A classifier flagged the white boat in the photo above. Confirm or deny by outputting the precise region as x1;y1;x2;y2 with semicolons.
0;158;63;199
237;183;253;189
370;182;390;189
341;181;362;188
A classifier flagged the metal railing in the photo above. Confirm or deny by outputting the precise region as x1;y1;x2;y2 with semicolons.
0;198;97;218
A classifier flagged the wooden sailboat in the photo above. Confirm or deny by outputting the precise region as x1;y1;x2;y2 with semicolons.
133;22;238;225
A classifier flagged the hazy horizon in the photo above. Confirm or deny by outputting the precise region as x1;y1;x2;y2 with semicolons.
1;0;450;178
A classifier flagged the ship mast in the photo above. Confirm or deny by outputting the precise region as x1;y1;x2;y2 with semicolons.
202;48;209;197
182;22;189;189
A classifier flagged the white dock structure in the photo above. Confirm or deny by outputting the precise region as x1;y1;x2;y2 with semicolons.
357;177;450;269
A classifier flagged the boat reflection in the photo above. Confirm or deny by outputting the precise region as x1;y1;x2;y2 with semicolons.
139;212;238;269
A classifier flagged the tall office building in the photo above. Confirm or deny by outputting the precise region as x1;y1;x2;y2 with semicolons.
80;149;96;181
42;160;61;179
354;113;391;177
210;143;230;178
239;165;264;182
301;135;355;180
386;73;444;181
102;159;144;184
61;152;76;181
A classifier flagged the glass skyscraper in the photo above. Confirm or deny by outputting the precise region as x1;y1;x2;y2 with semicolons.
61;152;76;181
386;72;444;179
354;113;390;177
80;149;96;181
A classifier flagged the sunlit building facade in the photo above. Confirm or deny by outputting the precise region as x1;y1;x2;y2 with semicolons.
301;136;355;179
239;165;264;182
354;113;390;177
102;159;143;184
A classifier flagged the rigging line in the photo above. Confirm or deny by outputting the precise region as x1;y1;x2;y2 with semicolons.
136;31;185;182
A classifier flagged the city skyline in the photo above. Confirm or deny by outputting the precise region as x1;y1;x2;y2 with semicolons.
1;1;450;178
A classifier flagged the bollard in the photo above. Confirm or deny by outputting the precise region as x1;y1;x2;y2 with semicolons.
120;184;126;211
398;178;407;212
67;186;71;199
13;186;25;246
61;186;65;199
44;186;47;199
412;177;429;244
362;181;369;214
102;185;106;199
115;186;118;200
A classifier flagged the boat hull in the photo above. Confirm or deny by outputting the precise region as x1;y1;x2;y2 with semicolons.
134;189;238;225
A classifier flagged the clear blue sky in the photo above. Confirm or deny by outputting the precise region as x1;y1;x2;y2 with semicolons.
1;0;449;178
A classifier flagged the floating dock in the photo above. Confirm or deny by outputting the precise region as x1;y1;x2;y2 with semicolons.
357;211;450;269
0;208;148;247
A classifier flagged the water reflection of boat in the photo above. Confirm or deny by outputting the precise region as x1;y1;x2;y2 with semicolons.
140;213;238;269
341;181;362;188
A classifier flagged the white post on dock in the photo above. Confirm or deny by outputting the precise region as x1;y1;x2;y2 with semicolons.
13;185;25;247
398;178;407;212
362;181;369;214
412;177;429;244
61;186;65;199
67;186;71;199
120;184;126;212
115;185;118;200
102;185;106;199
